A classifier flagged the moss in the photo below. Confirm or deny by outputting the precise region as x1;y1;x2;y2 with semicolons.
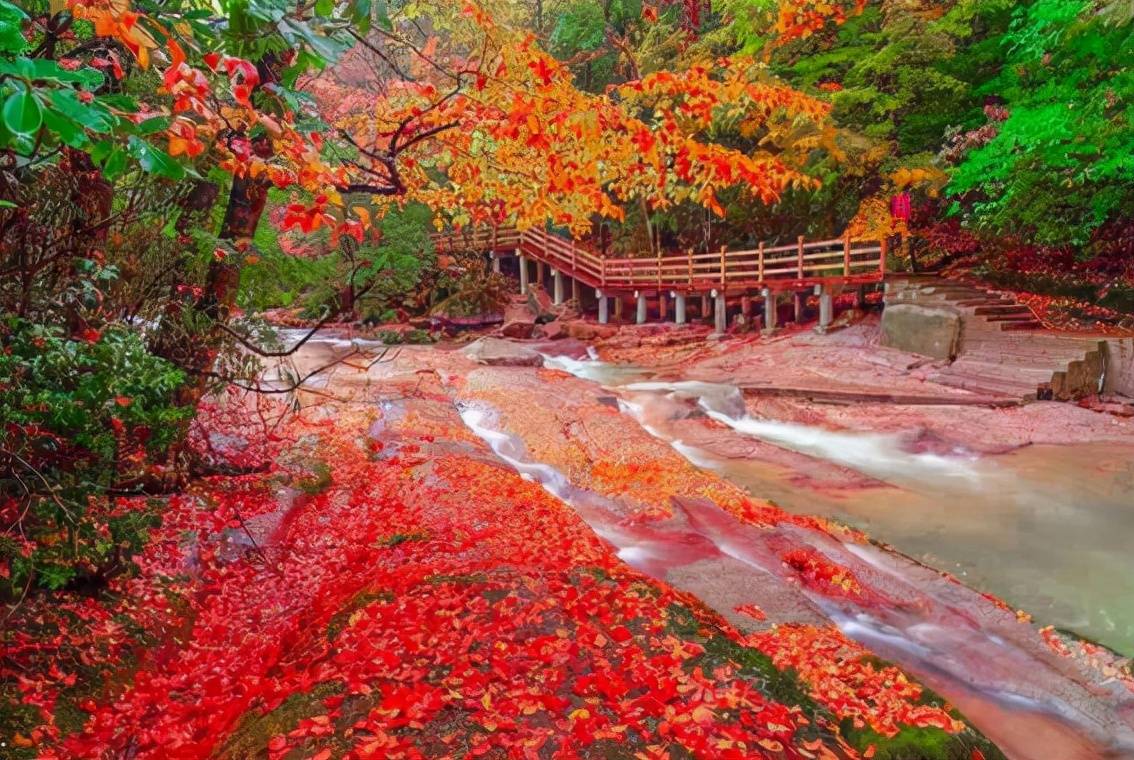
219;681;345;760
376;531;429;548
844;724;1004;760
294;460;333;495
0;693;43;760
663;602;1006;759
662;602;829;742
325;590;394;641
426;572;488;585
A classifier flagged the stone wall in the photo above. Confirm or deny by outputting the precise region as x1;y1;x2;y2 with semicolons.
880;303;962;360
1104;338;1134;396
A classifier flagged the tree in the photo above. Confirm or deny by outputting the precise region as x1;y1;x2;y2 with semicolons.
946;0;1134;245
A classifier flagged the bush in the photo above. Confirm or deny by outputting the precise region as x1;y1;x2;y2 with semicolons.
0;320;191;595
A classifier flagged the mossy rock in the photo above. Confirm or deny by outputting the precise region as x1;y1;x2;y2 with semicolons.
219;681;345;760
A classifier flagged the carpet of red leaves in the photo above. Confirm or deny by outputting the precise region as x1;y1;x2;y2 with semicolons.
2;384;982;759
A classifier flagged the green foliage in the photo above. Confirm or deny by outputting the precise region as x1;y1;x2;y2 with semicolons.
353;202;436;301
239;190;340;310
947;0;1134;244
0;319;190;594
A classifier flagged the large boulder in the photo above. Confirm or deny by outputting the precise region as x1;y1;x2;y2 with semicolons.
534;320;567;340
563;320;619;341
463;337;544;367
880;303;961;360
500;299;537;339
526;285;556;322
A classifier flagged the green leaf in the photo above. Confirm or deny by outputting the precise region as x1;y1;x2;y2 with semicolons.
127;136;186;180
48;90;115;133
374;0;391;31
0;0;28;55
2;87;43;137
136;116;171;135
42;106;90;148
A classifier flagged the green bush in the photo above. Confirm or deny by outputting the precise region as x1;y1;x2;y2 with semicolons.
0;319;190;594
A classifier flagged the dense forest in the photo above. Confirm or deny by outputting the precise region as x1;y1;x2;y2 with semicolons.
1;1;1133;756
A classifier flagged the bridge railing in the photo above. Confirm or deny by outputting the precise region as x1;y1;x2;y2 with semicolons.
431;227;886;292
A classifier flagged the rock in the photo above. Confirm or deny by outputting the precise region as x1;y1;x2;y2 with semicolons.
500;299;537;339
880;303;961;360
501;319;535;339
563;320;619;341
463;337;544;366
535;320;567;340
526;286;556;321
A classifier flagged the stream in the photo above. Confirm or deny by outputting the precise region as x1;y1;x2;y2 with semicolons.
545;351;1134;658
530;349;1134;759
278;331;1134;758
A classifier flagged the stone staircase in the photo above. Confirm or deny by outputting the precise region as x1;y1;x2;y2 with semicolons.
886;276;1107;401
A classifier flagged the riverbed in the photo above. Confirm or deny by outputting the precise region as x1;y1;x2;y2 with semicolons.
275;327;1134;759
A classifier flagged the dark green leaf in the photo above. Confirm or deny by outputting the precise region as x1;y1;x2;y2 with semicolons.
127;136;186;179
2;87;43;136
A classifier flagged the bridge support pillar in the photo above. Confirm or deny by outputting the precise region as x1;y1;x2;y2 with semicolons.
553;270;565;305
816;284;833;333
571;277;580;303
854;284;867;309
700;294;710;321
658;291;668;321
519;254;529;294
741;295;752;318
536;262;545;287
491;252;501;274
713;290;727;334
794;291;805;323
674;292;687;325
762;288;778;333
614;297;623;322
636;292;648;324
597;290;609;324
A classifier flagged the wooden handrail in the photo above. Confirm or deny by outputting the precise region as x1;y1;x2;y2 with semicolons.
431;226;885;292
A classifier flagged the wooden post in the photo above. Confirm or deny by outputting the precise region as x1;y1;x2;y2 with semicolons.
758;241;765;282
879;237;889;274
601;257;607;289
570;239;577;275
796;235;805;279
719;245;727;287
657;250;662;290
687;249;693;287
843;233;851;277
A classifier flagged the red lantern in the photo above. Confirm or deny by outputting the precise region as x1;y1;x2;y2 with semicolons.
890;192;911;221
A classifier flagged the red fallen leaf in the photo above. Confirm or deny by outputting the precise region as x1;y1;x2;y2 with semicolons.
267;736;287;751
735;603;766;622
609;625;632;643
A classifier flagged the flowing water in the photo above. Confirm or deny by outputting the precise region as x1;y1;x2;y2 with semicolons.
545;353;1134;658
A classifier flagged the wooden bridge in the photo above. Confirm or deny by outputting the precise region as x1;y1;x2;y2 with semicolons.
433;226;889;333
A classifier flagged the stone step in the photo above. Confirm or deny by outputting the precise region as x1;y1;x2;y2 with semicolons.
963;352;1096;368
945;360;1058;382
962;349;1087;367
963;334;1100;349
955;298;1017;307
997;319;1044;331
973;304;1033;316
983;310;1039;322
930;374;1039;400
